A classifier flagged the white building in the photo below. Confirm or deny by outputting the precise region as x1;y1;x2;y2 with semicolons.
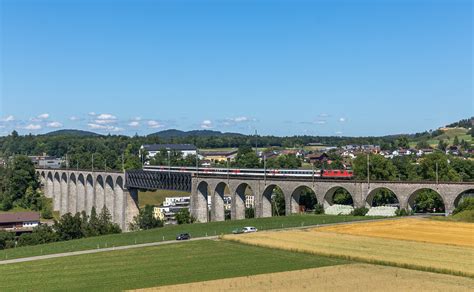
140;144;198;160
163;197;190;207
245;195;255;209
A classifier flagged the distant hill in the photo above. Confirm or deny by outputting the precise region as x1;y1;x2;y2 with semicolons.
445;117;473;129
148;129;245;139
43;129;101;137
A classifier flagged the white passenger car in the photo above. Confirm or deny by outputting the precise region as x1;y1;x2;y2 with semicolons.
242;226;258;233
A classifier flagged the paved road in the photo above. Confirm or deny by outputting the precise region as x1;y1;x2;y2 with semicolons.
0;236;219;265
0;216;409;266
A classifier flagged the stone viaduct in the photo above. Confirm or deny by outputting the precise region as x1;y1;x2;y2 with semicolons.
190;175;474;222
36;168;474;230
37;169;139;231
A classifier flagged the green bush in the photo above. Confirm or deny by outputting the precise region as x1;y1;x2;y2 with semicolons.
314;204;325;215
352;207;369;216
453;197;474;215
395;208;413;216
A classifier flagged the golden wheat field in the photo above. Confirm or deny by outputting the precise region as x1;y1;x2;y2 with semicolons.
223;220;474;277
133;264;474;292
318;218;474;247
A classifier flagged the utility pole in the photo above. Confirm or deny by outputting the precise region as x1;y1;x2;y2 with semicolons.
255;129;258;156
436;162;439;185
92;154;94;172
168;150;171;180
367;154;370;188
263;155;267;186
122;154;125;173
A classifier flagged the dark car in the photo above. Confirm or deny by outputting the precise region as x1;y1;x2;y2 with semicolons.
176;233;191;240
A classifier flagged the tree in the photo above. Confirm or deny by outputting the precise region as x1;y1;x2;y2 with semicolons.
175;208;196;224
53;213;85;241
123;143;142;170
395;136;409;149
245;207;255;218
371;189;398;206
234;145;260;168
413;190;445;213
17;224;58;247
0;231;15;250
438;140;448;151
299;189;317;211
271;188;286;216
333;189;353;205
353;154;398;181
417;152;461;182
416;140;430;150
453;136;460;146
130;205;163;230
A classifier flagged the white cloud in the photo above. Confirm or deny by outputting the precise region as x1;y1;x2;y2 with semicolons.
88;112;97;116
24;124;42;130
88;123;107;130
69;116;80;121
87;123;123;132
47;121;63;128
94;113;117;124
335;131;343;135
319;113;329;118
315;120;327;125
37;113;49;119
226;116;255;123
132;117;142;121
201;120;213;129
96;113;116;120
1;115;14;122
128;121;140;127
147;120;163;129
339;117;346;122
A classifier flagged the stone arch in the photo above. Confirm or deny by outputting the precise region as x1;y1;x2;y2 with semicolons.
232;183;254;220
46;172;54;199
53;173;61;211
105;176;115;220
95;175;105;209
195;181;210;222
261;184;286;217
324;186;354;207
290;186;318;214
453;189;474;208
365;187;400;208
407;188;445;213
77;174;86;213
60;173;68;214
212;182;228;222
85;174;95;215
114;176;125;229
68;173;77;214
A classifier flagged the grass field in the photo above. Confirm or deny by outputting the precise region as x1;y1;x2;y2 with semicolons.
432;210;474;223
0;240;346;291
0;214;374;261
138;190;191;208
139;264;474;292
224;220;474;277
318;218;474;247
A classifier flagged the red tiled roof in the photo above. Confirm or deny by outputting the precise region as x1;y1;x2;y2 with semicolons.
0;212;40;224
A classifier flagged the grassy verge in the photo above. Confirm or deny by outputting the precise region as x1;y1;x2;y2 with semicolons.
431;210;474;223
0;240;347;291
0;214;376;261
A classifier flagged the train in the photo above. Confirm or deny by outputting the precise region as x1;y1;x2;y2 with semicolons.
143;165;354;179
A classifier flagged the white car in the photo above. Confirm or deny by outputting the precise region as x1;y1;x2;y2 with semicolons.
242;226;258;233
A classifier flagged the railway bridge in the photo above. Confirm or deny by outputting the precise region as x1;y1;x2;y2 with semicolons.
36;168;474;229
191;175;474;222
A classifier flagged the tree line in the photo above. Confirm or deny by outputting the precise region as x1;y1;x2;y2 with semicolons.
0;206;120;250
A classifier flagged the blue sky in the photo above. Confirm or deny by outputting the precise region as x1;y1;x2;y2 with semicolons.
0;0;472;137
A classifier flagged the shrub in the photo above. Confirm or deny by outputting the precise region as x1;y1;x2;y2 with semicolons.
176;208;196;225
352;207;369;216
453;197;474;215
396;208;412;216
314;204;325;214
